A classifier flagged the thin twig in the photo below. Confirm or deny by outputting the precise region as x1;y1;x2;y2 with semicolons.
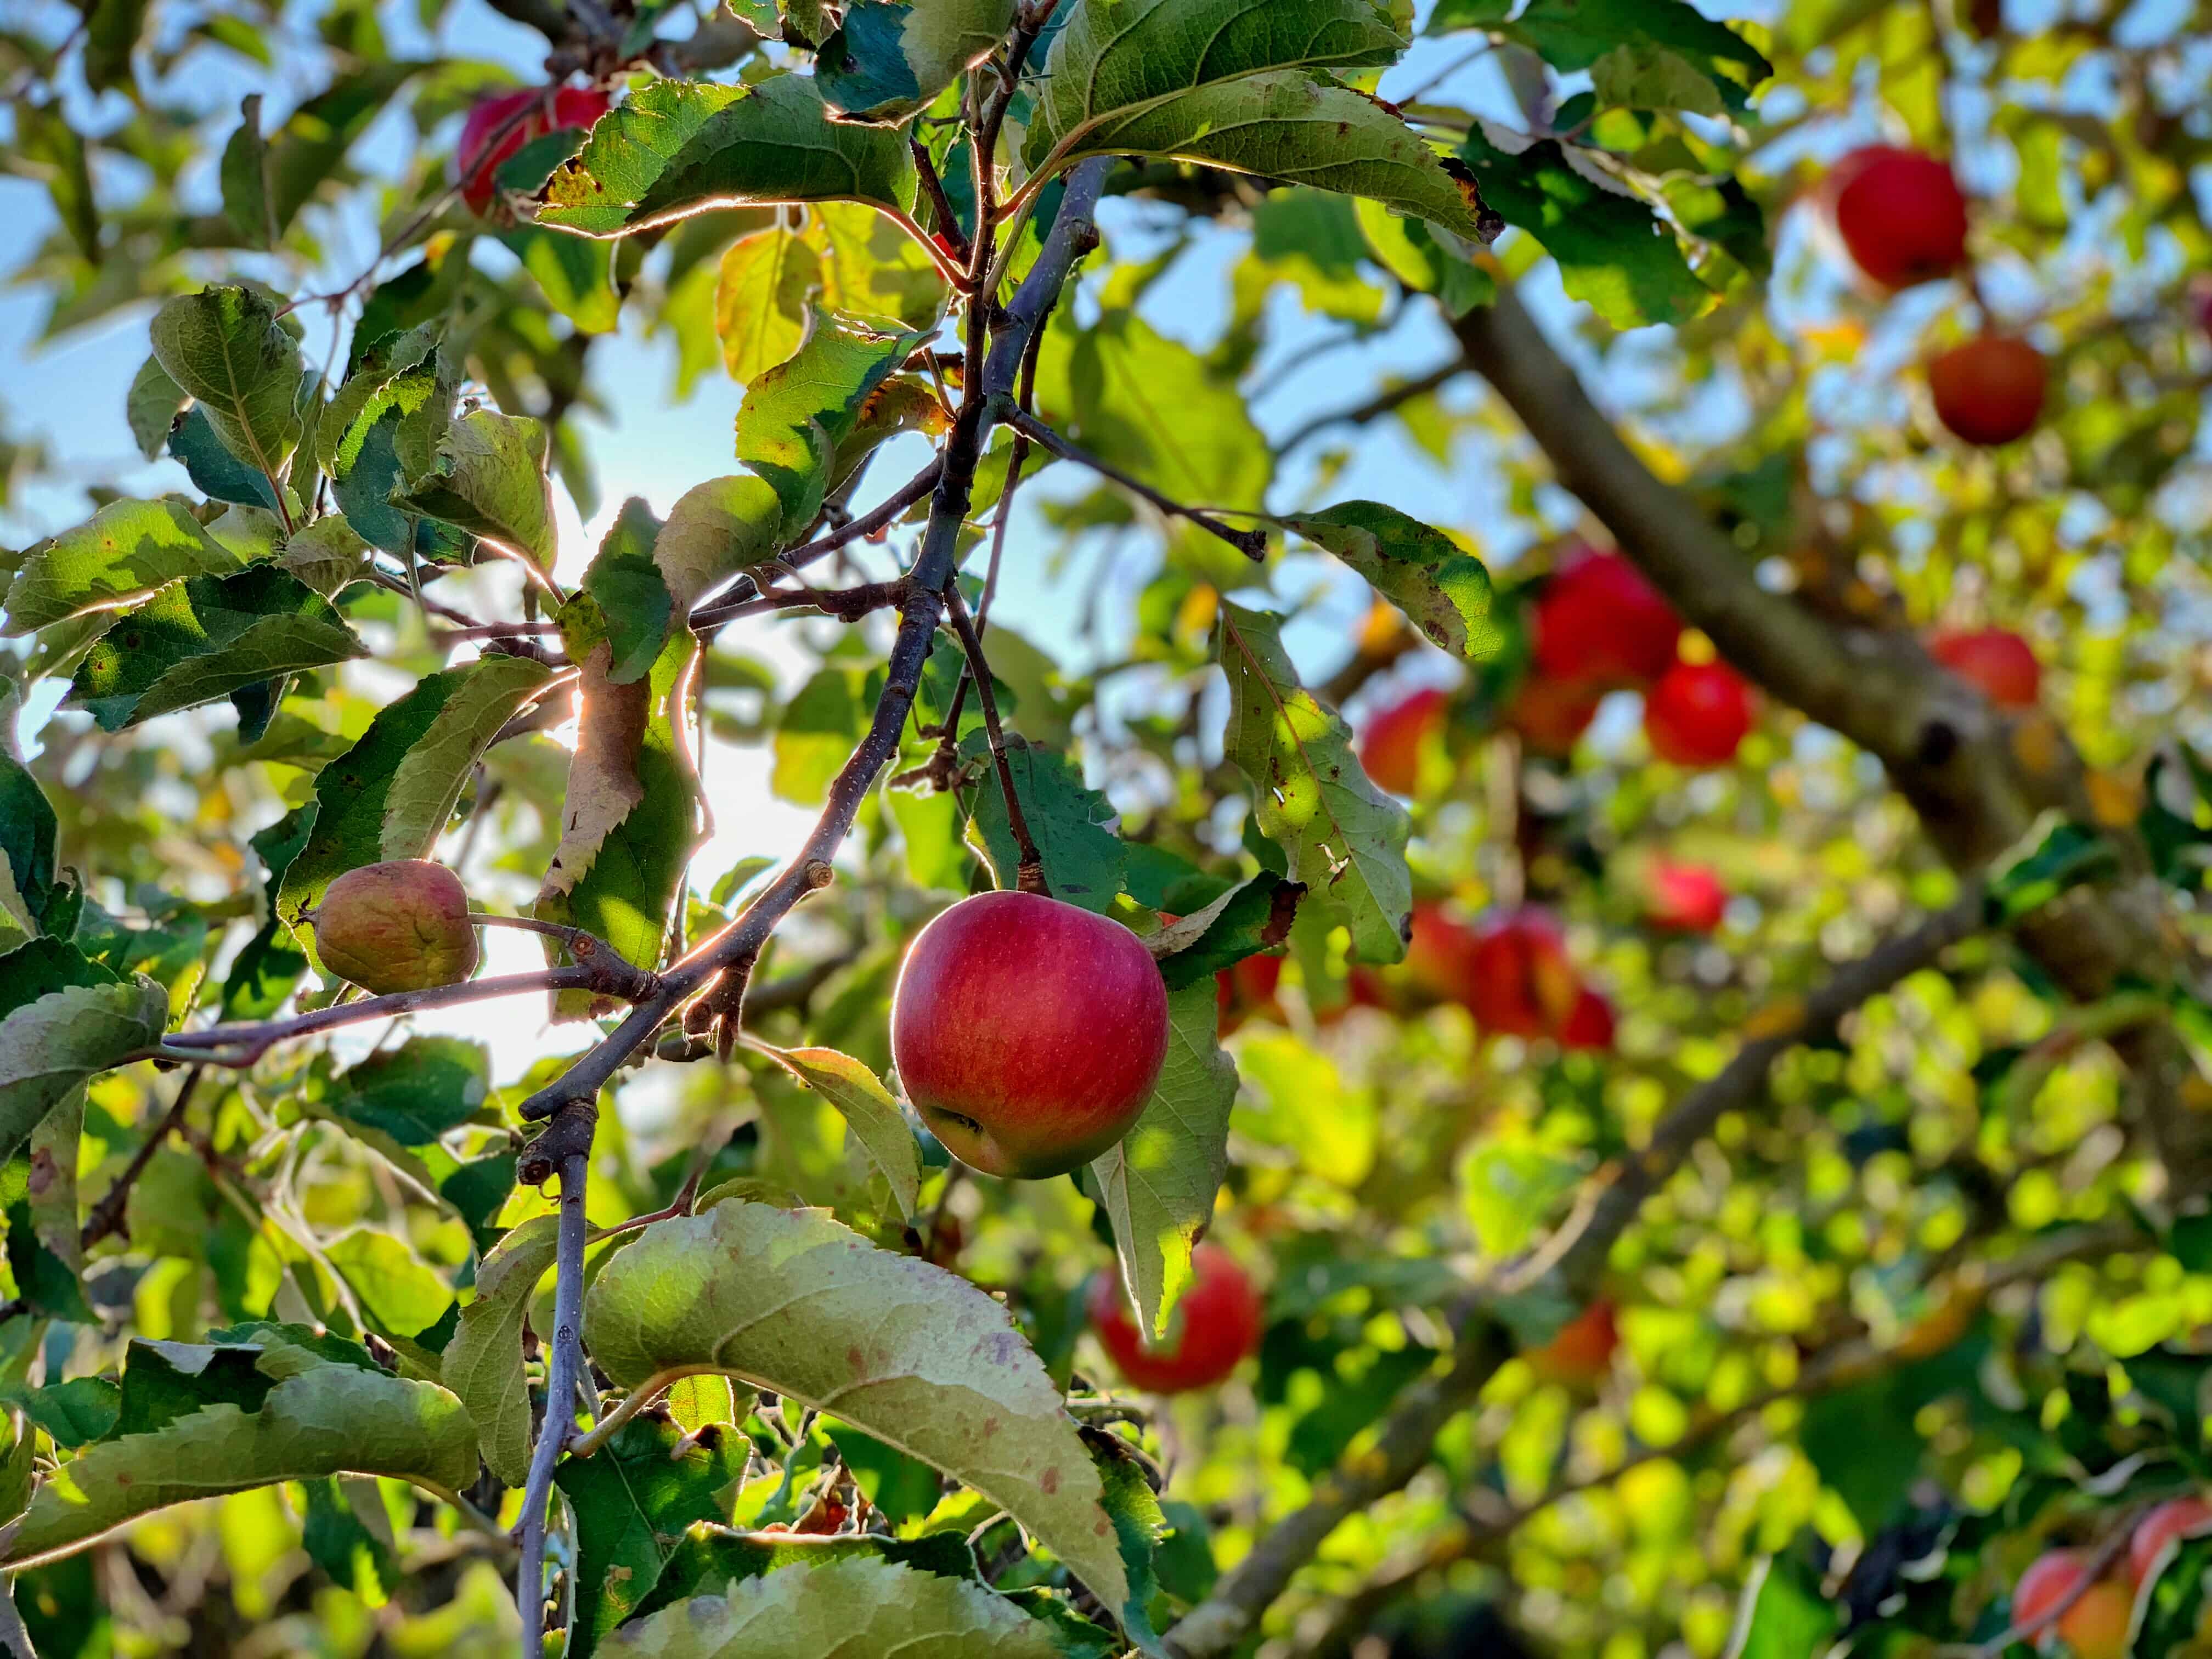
991;401;1268;560
942;584;1046;893
1272;360;1459;456
687;463;943;636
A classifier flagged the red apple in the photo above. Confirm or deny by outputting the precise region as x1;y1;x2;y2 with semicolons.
1645;661;1754;766
457;86;611;215
1824;145;1971;289
1403;902;1484;1006
1358;687;1447;796
891;891;1168;1179
313;860;478;995
1088;1242;1262;1393
1466;908;1582;1040
1928;627;2041;708
1505;674;1605;759
1646;859;1727;933
1528;1299;1618;1384
1215;953;1283;1036
1928;336;2047;446
2058;1581;2132;1659
2015;1549;2092;1634
1561;987;1616;1052
1533;549;1682;687
2130;1496;2212;1585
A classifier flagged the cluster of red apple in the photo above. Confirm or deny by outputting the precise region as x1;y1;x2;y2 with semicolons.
1821;145;2047;447
1358;548;1757;786
2012;1497;2212;1658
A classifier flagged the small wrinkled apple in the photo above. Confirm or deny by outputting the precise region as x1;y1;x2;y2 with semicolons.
313;860;479;995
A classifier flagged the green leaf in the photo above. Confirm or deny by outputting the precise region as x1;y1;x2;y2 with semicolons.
125;357;188;462
389;409;558;568
581;498;673;685
1280;501;1498;661
715;227;822;384
148;286;307;493
275;657;555;940
536;75;918;239
1494;0;1770;115
1088;983;1236;1344
816;0;1017;124
1455;128;1710;330
754;1046;922;1219
278;516;373;598
1460;1130;1585;1256
1;500;243;636
78;0;150;93
1149;873;1304;992
599;1554;1061;1658
1090;1438;1169;1653
1216;601;1411;963
1025;0;1407;167
444;1213;557;1488
264;64;424;236
0;1339;478;1570
773;664;882;805
501;226;621;335
325;1036;492;1146
956;731;1126;912
736;310;927;531
297;1476;394;1598
66;565;365;731
14;103;98;263
0;977;168;1166
0;757;61;936
325;1229;454;1340
1038;72;1502;249
168;404;283;512
583;1201;1128;1612
631;1526;978;1624
1987;820;2120;923
2;1378;119;1448
555;1413;754;1656
535;629;701;1011
219;94;276;247
1731;1555;1838;1659
324;337;460;557
655;473;787;612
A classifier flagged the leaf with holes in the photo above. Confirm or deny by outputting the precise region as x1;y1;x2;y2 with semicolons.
1278;502;1498;661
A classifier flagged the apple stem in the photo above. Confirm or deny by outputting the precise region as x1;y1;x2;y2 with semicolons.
942;580;1050;896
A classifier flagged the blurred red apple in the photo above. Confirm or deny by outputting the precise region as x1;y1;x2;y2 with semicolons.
1928;336;2046;445
1505;674;1605;759
1403;902;1483;1006
1466;908;1582;1040
2130;1496;2212;1585
1088;1242;1261;1393
1528;1299;1618;1384
1928;627;2041;708
1824;145;1970;289
1561;987;1616;1052
457;86;611;215
1358;686;1448;796
1647;860;1726;933
1215;952;1283;1036
1645;661;1754;766
891;891;1167;1178
1533;549;1681;687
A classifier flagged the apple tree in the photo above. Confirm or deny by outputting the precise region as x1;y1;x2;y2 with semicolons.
2;0;2211;1655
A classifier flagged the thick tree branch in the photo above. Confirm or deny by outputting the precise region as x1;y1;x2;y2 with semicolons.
514;1144;590;1657
1165;890;1988;1658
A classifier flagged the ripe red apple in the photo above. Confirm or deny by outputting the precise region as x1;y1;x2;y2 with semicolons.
1646;859;1727;933
1358;687;1447;796
2057;1581;2132;1659
1528;1299;1618;1384
313;860;479;995
1928;336;2047;446
1928;627;2041;708
1402;902;1483;1006
1505;674;1605;759
1824;145;1971;289
891;891;1169;1179
1645;661;1754;766
457;86;611;215
2016;1549;2092;1638
1466;908;1582;1040
1533;549;1682;687
1088;1242;1262;1393
1215;952;1283;1037
2130;1496;2212;1585
1560;987;1615;1052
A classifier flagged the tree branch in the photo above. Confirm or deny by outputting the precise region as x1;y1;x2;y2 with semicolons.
942;583;1046;893
686;462;944;637
514;1143;590;1657
990;402;1268;561
1164;888;1989;1659
1272;359;1458;456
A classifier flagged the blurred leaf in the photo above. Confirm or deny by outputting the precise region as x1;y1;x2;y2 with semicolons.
1217;601;1411;964
326;1037;492;1146
326;1229;453;1340
78;0;149;93
716;227;821;383
583;1201;1129;1611
219;94;275;247
1090;983;1236;1343
1733;1554;1838;1659
1987;821;2119;924
14;104;98;263
502;226;620;334
537;76;918;239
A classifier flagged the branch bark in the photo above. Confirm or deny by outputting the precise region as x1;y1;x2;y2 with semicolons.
1164;890;1987;1658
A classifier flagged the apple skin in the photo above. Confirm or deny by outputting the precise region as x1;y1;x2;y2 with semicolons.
1088;1242;1262;1393
1561;988;1616;1052
1928;627;2041;708
1533;549;1681;687
2130;1496;2212;1585
1825;145;1971;289
1928;336;2047;445
1645;661;1754;766
314;860;478;996
1528;1299;1618;1384
1466;908;1582;1040
457;87;611;215
891;891;1168;1180
1358;687;1447;796
1647;860;1727;933
1505;674;1605;759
